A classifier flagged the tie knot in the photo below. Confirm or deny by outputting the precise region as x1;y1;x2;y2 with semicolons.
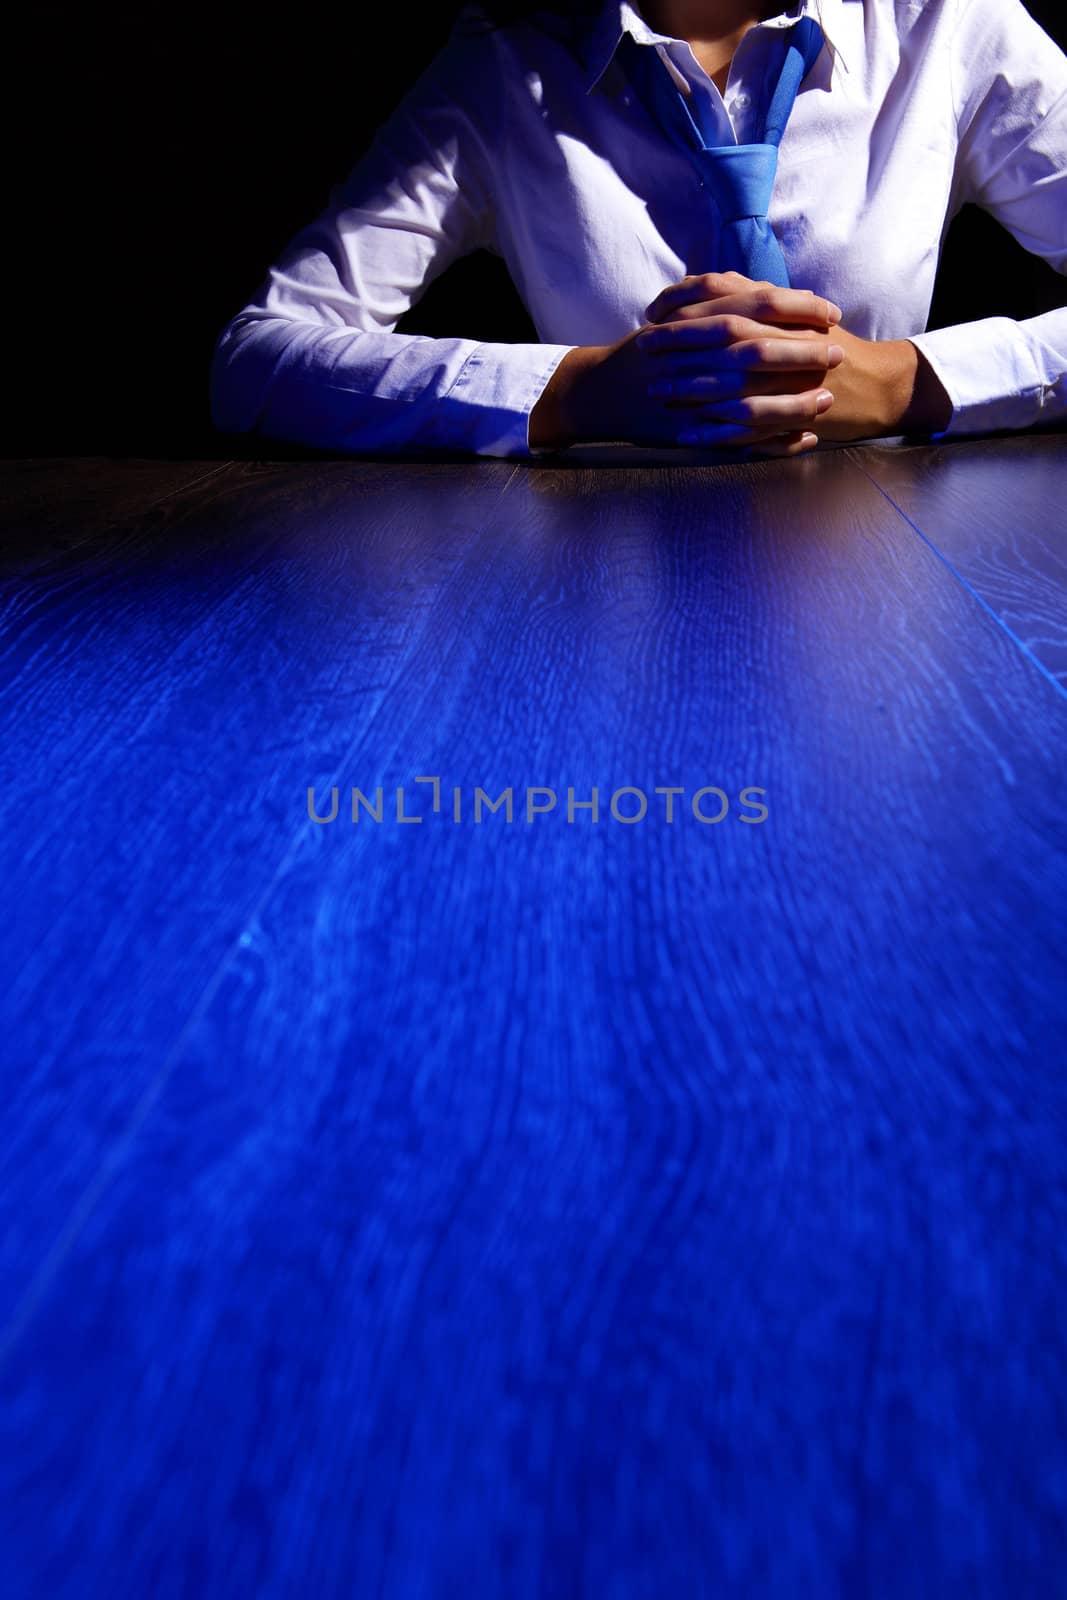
699;143;779;221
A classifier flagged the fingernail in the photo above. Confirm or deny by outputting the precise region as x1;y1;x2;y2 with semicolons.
828;302;843;323
828;344;845;364
816;390;834;413
801;432;819;447
648;381;673;397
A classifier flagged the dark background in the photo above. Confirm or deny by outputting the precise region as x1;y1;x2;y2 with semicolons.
8;1;1066;458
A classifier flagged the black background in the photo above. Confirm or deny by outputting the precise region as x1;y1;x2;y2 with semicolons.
8;1;1066;457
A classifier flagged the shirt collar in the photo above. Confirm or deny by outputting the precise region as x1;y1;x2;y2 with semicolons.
578;0;850;95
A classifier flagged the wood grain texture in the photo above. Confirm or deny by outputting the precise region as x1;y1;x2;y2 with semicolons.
855;433;1067;691
0;457;237;573
0;457;518;1308
1;449;1066;1598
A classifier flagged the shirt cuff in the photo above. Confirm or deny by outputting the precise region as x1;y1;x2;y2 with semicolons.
908;318;1065;440
442;341;578;458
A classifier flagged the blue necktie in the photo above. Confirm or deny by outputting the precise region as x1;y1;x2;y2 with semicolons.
617;16;825;287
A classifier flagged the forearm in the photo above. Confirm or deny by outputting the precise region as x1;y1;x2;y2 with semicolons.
210;312;576;460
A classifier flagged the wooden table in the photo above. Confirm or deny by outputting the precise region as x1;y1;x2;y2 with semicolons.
1;434;1065;1596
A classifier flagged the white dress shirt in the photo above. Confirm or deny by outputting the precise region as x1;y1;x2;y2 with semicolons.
209;0;1067;457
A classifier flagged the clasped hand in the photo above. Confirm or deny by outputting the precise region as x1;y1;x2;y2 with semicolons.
637;269;844;456
617;268;929;456
542;270;939;453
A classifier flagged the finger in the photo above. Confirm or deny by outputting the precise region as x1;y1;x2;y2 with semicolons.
655;300;834;331
706;387;835;426
653;293;842;331
647;339;845;383
676;413;826;447
637;313;764;352
724;337;845;371
643;270;752;321
646;278;843;327
650;372;824;406
638;316;844;362
676;387;834;439
637;313;783;351
649;362;839;404
644;274;842;324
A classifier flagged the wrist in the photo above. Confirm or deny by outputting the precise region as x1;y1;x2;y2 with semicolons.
882;338;953;436
529;345;609;449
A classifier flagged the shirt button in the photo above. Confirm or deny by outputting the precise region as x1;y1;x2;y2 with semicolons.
733;91;751;109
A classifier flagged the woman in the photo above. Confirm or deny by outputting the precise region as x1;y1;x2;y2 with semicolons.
209;0;1067;460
